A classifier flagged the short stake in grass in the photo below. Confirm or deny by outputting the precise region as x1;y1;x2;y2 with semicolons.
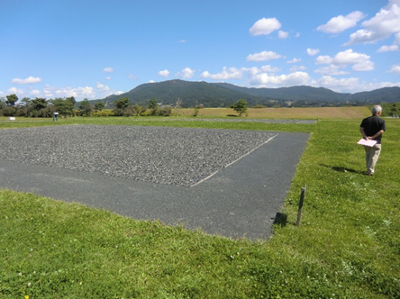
296;187;306;226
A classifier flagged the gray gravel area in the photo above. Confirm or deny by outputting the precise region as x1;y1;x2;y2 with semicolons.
0;126;310;239
0;125;276;187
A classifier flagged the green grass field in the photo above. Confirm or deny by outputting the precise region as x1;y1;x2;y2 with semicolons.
0;112;399;298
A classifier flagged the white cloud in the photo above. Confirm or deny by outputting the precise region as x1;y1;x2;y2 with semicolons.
158;69;170;78
315;55;333;65
389;64;400;73
346;29;373;45
307;48;320;56
332;49;371;65
96;83;123;98
106;76;112;80
200;65;281;82
244;66;280;77
278;30;289;39
314;65;348;75
249;18;281;36
7;87;25;96
97;83;110;93
178;39;186;43
12;76;42;85
290;65;306;72
128;74;137;80
317;76;361;92
200;71;211;78
317;11;365;33
40;85;96;99
103;67;114;73
346;1;400;44
314;49;374;75
315;49;373;72
316;75;400;93
288;58;302;64
43;85;54;98
352;61;374;72
54;86;96;99
258;65;281;73
248;71;311;87
246;51;282;62
377;44;399;52
176;67;195;79
200;67;243;80
30;90;41;96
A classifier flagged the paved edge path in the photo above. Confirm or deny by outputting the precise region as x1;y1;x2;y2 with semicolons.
0;131;309;240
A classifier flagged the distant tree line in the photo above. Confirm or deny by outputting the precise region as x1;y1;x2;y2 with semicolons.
2;93;400;118
109;97;172;117
0;94;77;118
0;94;173;118
379;102;400;117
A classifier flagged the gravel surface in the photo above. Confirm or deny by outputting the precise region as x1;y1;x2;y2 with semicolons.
0;125;276;187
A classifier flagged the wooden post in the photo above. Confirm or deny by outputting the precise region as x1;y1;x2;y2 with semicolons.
296;187;306;226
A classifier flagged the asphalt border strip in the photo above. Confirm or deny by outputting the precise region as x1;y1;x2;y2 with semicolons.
224;134;279;168
190;133;279;188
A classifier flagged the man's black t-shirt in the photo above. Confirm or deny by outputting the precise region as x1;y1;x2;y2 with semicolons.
360;115;386;144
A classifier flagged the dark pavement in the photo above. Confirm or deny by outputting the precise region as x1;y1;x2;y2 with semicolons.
0;131;309;240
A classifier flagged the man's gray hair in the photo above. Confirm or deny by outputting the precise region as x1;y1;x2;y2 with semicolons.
371;105;382;115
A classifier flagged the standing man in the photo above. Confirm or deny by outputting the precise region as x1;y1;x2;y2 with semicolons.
360;105;386;176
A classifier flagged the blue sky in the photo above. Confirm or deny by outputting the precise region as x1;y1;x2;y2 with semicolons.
1;0;400;102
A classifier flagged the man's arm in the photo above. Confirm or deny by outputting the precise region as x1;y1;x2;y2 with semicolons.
360;127;384;140
360;127;367;139
369;129;384;140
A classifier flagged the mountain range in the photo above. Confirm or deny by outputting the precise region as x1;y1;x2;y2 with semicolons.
93;80;400;108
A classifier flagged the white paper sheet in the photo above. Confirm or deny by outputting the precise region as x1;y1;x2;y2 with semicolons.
357;138;377;147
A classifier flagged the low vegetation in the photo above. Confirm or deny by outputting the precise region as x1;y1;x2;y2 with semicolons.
2;92;399;119
230;99;248;116
0;111;399;298
177;106;371;119
0;95;173;118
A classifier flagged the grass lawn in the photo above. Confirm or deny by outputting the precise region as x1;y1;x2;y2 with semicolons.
0;112;399;298
175;106;371;119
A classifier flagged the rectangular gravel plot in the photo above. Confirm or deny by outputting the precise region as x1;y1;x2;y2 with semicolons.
0;125;276;187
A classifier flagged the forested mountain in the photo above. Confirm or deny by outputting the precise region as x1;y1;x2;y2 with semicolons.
92;79;400;108
349;87;400;103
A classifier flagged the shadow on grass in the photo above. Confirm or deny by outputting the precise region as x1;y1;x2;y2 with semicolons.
320;164;363;174
272;212;287;227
